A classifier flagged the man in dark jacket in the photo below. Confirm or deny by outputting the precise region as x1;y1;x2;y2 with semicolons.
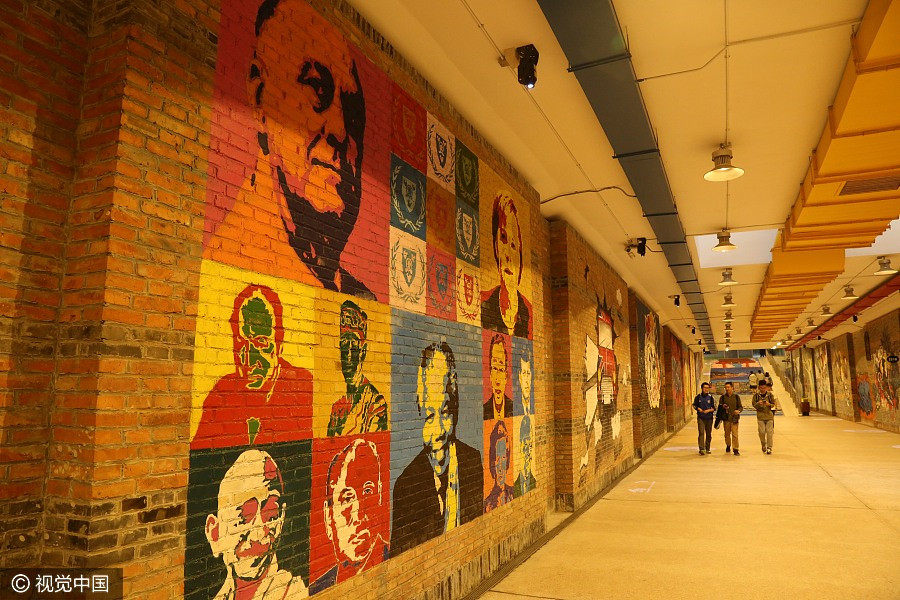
752;380;777;454
391;342;483;556
692;382;716;455
718;382;743;455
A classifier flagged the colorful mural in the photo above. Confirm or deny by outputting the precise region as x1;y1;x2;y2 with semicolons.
642;311;661;410
853;312;899;427
188;0;540;596
581;296;625;478
828;334;854;420
708;358;762;394
801;348;816;407
813;344;833;413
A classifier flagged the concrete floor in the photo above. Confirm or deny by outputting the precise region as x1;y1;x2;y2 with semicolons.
482;369;900;600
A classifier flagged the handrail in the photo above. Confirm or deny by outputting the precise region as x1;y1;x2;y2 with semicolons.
766;355;801;409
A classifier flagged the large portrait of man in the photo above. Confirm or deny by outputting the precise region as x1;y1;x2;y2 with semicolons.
198;448;309;600
192;284;313;449
513;415;535;497
390;342;483;556
481;192;532;339
326;301;388;436
204;0;388;301
309;438;388;594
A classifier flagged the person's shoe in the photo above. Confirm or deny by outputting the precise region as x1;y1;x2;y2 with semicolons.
733;449;740;455
726;446;731;453
699;450;705;455
766;449;772;454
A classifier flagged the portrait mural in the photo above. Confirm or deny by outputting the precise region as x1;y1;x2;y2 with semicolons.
389;319;485;556
480;190;532;339
484;332;513;420
309;434;390;594
483;418;514;512
670;332;684;414
581;295;624;477
801;348;816;408
512;338;535;416
512;414;536;497
190;0;541;594
186;442;312;599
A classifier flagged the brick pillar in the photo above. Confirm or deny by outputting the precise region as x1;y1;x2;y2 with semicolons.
0;0;90;566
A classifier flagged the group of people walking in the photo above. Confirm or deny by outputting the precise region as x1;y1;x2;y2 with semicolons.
691;378;778;456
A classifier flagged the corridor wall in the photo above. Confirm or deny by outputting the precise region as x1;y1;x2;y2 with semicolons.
548;221;634;510
788;307;899;433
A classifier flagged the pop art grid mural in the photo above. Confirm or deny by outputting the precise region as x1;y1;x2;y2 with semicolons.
186;1;541;597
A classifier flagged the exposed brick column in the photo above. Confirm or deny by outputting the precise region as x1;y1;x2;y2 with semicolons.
0;0;90;566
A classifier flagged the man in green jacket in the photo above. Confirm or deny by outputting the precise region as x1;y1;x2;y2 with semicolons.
718;382;742;455
752;381;777;454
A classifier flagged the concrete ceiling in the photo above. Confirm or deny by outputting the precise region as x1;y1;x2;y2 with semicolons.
347;0;897;350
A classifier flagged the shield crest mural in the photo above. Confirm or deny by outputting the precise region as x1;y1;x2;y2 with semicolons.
455;202;479;264
435;133;448;168
427;116;455;192
461;155;473;187
455;264;480;323
390;155;426;239
455;140;478;207
390;234;426;310
427;250;455;317
402;247;417;286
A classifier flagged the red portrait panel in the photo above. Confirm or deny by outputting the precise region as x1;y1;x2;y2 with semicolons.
309;432;391;593
482;330;513;421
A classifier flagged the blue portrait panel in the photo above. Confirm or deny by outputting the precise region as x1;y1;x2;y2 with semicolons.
388;308;483;556
512;337;535;417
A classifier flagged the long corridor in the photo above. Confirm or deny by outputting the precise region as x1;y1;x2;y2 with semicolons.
482;397;900;599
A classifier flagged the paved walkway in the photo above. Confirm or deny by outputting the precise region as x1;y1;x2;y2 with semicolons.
482;365;900;599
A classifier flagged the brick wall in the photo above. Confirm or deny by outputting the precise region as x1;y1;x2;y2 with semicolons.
0;0;706;597
548;221;634;511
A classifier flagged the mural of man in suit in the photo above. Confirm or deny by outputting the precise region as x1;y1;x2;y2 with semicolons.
192;284;312;449
327;301;387;436
391;342;483;556
484;420;513;511
310;439;388;594
481;192;532;338
484;334;512;420
204;449;309;599
513;415;535;496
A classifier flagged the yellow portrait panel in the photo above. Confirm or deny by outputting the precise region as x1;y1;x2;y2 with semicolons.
190;259;316;441
312;288;391;437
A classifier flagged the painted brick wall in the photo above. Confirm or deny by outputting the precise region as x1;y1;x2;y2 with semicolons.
629;291;668;457
548;221;634;511
787;307;899;433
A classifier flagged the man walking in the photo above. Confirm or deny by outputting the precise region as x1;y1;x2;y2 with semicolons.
692;382;716;455
752;381;777;454
748;370;758;392
719;382;742;455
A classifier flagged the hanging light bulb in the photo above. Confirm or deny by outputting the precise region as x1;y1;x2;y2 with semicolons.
718;268;737;286
874;256;897;275
722;294;735;307
806;318;815;329
713;229;737;252
841;286;858;300
723;311;734;322
703;144;744;182
822;305;832;316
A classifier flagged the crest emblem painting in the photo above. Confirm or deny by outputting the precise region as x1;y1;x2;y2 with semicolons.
390;154;426;239
390;233;426;310
427;115;455;192
455;140;479;208
426;251;455;318
456;263;480;324
455;201;479;265
402;247;418;286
